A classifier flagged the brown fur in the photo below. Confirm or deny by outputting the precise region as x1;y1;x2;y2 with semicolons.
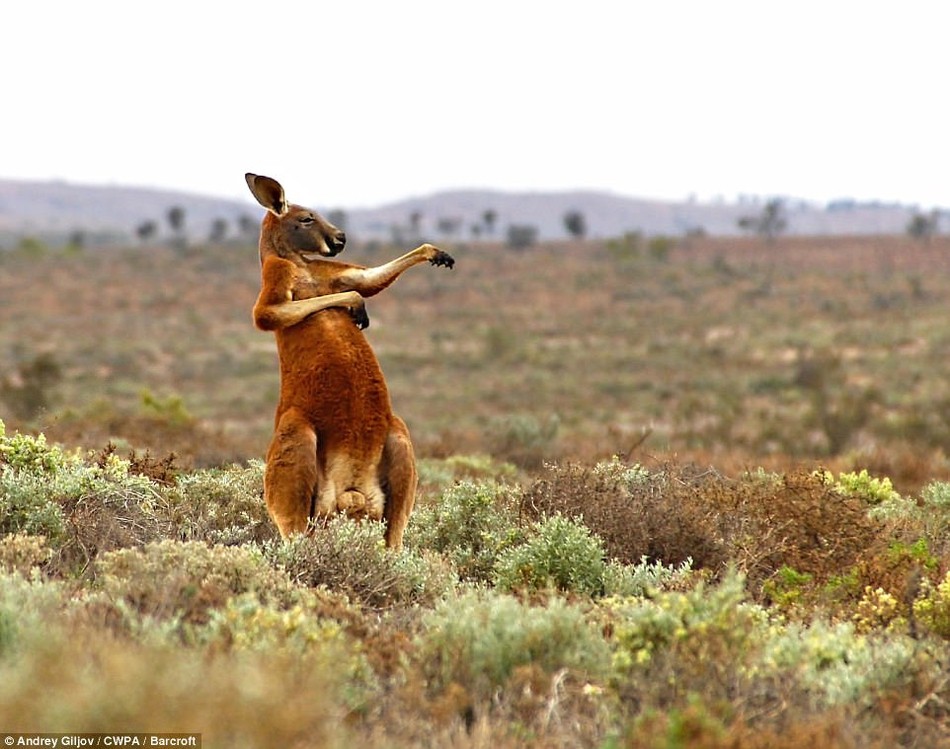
245;173;454;547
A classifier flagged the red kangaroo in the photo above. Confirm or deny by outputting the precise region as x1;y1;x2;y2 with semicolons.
245;173;454;548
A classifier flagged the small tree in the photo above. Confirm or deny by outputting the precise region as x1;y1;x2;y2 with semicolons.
738;198;787;240
506;224;538;250
482;209;497;237
166;205;187;252
209;218;228;244
136;221;158;243
907;210;939;240
563;210;587;239
436;217;461;241
66;230;86;252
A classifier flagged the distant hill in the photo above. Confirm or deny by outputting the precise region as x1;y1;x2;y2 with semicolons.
0;178;935;246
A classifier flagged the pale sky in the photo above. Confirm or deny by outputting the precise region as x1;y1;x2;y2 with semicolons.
3;1;948;209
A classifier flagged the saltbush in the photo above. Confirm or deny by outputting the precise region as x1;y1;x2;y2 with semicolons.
417;589;610;701
0;534;52;576
913;569;950;638
0;423;171;572
486;413;559;468
206;593;380;713
494;514;606;595
161;461;274;545
265;517;456;609
758;619;916;708
93;540;293;635
602;556;695;598
0;570;65;657
601;569;763;680
406;480;522;583
0;470;67;542
829;468;900;505
416;454;518;489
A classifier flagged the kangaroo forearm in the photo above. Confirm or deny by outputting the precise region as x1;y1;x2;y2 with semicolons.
254;291;357;331
349;254;428;296
340;244;451;297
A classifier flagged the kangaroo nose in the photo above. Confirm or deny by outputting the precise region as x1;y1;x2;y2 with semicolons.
334;231;346;249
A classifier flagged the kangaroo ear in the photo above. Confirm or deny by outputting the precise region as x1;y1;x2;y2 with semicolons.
245;173;288;216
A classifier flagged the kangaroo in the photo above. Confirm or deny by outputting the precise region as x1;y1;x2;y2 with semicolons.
245;173;454;548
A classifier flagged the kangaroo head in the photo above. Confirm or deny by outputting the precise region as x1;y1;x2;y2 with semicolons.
245;173;346;263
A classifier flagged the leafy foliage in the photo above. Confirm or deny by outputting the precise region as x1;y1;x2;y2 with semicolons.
417;589;610;701
494;514;606;595
407;480;522;582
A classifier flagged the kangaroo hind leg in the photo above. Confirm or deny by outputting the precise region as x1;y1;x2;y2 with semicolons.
379;416;417;549
264;410;318;537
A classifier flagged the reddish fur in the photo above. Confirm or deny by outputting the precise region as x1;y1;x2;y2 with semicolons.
246;174;454;548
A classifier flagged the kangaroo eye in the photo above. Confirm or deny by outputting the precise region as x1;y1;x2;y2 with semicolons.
299;216;314;226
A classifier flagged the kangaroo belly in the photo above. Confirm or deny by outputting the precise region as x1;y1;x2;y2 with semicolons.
275;313;393;426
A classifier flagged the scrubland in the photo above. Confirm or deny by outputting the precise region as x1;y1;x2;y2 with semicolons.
3;234;950;746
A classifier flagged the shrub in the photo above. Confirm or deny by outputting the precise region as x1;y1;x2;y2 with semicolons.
93;541;293;635
824;468;900;505
913;570;950;638
601;569;764;684
406;480;522;582
522;461;724;569
0;571;65;657
0;352;62;421
160;461;275;545
0;425;74;473
871;480;950;558
525;463;884;602
265;517;456;610
0;424;172;574
417;589;610;701
416;454;518;489
0;626;354;747
602;556;695;598
0;534;51;576
758;618;916;708
0;470;67;542
494;514;606;595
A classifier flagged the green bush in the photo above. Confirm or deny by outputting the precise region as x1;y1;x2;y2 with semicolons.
602;556;694;598
416;454;518;489
265;517;456;609
758;618;915;708
913;569;950;637
93;540;293;636
824;468;899;505
160;461;274;545
494;514;606;595
0;425;73;473
601;570;764;682
0;424;171;572
417;589;610;700
0;470;67;541
406;480;522;582
871;480;950;555
0;625;354;747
